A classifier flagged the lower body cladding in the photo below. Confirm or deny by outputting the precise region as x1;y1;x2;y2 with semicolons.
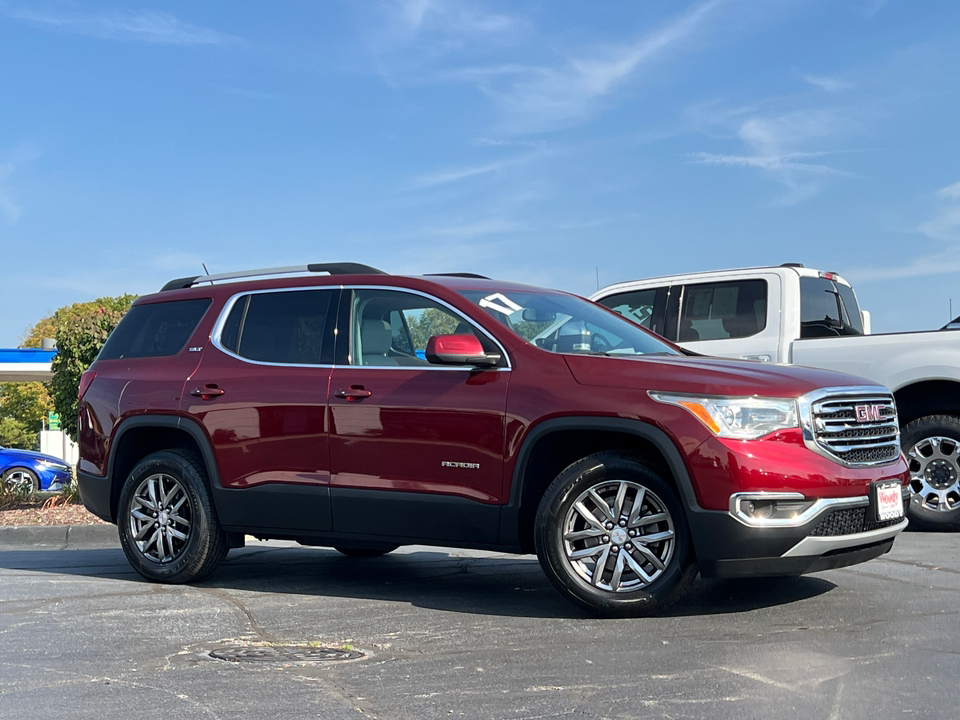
689;489;910;578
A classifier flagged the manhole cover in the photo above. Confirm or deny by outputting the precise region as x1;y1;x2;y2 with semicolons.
210;645;364;664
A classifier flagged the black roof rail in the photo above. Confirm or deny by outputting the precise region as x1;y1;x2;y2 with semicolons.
160;263;386;292
780;262;804;268
425;273;491;279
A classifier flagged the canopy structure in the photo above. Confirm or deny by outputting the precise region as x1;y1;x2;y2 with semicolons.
0;348;56;382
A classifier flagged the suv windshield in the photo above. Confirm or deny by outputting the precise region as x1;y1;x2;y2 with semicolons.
459;289;679;357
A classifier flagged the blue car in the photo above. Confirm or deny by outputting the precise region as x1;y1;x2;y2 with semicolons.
0;446;73;493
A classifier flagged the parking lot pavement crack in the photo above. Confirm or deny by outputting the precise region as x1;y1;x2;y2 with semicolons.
0;661;227;718
837;566;960;591
191;586;274;641
287;668;407;720
878;557;960;575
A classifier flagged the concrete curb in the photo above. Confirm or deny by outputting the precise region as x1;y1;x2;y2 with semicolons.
0;525;118;549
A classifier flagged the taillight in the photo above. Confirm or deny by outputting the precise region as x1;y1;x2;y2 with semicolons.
78;369;98;400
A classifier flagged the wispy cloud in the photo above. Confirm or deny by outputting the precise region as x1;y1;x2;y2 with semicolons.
372;0;729;134
850;181;960;282
481;0;726;133
424;217;527;238
802;74;855;93
3;6;242;46
406;152;540;190
0;162;20;224
690;108;856;204
918;181;960;242
393;0;522;37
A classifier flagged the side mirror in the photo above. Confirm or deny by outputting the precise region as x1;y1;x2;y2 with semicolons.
860;310;871;335
425;334;501;367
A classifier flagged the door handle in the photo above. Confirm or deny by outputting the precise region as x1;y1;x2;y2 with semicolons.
334;386;373;402
190;385;225;400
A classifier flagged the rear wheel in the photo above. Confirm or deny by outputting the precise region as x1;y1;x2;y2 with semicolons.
534;451;695;616
902;415;960;530
2;467;39;494
117;450;228;583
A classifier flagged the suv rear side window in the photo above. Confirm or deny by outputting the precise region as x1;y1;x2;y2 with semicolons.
800;277;863;337
678;280;767;341
220;289;337;365
98;299;211;360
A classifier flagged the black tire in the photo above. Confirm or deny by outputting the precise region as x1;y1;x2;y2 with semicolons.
334;544;399;557
534;451;695;617
902;415;960;531
117;450;228;583
2;467;40;493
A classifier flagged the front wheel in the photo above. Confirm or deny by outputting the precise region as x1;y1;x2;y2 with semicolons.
2;467;40;494
902;415;960;530
117;450;228;583
534;452;695;617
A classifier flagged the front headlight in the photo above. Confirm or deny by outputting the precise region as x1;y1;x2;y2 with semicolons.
649;393;799;440
38;460;69;471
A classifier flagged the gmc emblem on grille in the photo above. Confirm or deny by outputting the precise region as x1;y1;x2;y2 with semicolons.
855;404;885;423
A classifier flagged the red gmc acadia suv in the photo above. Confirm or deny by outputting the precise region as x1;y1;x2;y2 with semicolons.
76;263;910;616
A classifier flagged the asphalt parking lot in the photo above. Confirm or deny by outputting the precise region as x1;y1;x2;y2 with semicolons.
1;528;957;720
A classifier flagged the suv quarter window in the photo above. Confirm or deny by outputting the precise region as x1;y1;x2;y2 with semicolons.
98;298;212;360
214;288;338;365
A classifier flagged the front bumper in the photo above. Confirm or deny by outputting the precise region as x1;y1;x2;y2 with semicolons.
39;464;74;492
690;488;909;579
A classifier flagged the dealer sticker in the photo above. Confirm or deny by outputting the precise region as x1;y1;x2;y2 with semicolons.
875;481;904;521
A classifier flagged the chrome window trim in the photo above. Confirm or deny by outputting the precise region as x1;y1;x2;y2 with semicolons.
728;492;868;528
209;284;512;371
797;385;901;468
209;286;339;368
342;284;512;370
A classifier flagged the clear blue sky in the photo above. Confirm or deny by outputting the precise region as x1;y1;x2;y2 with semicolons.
2;0;959;345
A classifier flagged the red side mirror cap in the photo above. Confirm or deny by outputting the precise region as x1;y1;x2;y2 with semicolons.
425;334;500;367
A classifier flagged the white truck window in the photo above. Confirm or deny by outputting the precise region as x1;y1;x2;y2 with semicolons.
678;280;767;341
799;277;864;337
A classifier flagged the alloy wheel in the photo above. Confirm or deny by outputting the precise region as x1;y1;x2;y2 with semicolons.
128;472;193;563
4;470;35;493
561;480;675;592
908;436;960;513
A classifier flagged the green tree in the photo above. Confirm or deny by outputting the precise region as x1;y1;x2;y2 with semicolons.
20;313;58;348
407;308;460;351
0;416;36;449
50;295;138;441
0;382;54;449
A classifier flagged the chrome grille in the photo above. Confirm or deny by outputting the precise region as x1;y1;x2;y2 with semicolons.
801;388;901;467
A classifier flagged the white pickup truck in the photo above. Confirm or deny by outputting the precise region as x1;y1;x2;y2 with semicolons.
592;263;960;529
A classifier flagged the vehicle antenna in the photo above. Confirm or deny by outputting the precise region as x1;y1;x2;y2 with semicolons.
202;263;214;284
